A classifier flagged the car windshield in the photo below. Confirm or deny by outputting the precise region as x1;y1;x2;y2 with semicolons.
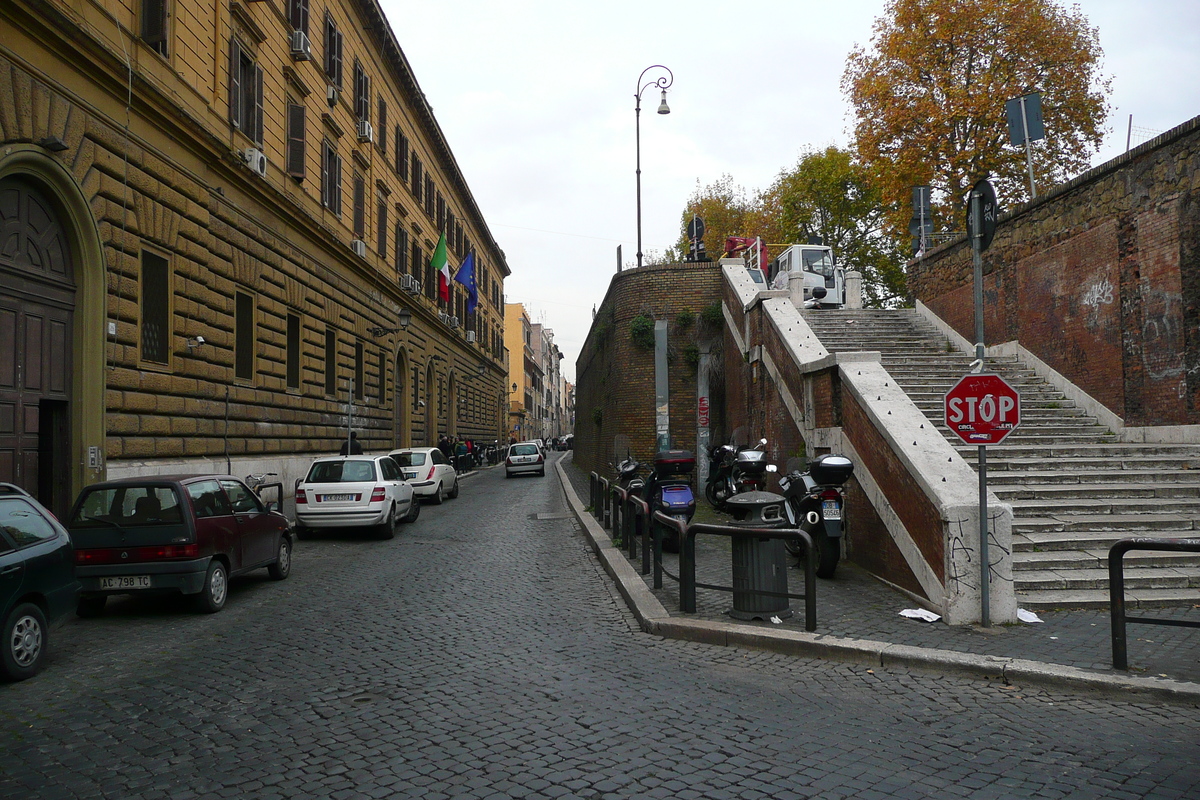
0;497;57;546
390;452;426;467
70;486;184;527
307;460;377;483
511;444;539;456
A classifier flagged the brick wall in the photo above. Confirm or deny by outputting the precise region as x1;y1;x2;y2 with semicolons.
574;262;724;476
910;115;1200;427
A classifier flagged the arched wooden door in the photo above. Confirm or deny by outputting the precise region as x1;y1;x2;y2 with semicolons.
0;177;74;516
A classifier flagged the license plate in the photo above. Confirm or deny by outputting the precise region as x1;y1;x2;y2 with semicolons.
321;494;355;502
403;472;417;479
822;500;841;521
100;575;151;590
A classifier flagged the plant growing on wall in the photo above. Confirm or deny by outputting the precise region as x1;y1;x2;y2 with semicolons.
675;310;695;330
592;407;603;426
630;314;655;350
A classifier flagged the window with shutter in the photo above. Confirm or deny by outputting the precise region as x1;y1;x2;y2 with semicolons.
286;103;306;179
377;196;387;254
288;0;309;33
322;140;342;215
353;61;369;121
141;0;168;57
140;251;170;364
229;37;243;129
395;225;408;274
424;176;434;216
286;313;301;390
235;291;255;382
411;157;422;203
396;131;408;181
324;329;337;396
252;63;264;145
354;340;364;400
377;98;387;153
324;14;342;88
436;194;445;231
353;175;365;237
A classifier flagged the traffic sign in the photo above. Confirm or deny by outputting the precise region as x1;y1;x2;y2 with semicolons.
944;373;1021;445
965;178;998;251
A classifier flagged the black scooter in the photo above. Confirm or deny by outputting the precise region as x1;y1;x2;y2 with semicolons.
779;454;854;578
705;438;772;511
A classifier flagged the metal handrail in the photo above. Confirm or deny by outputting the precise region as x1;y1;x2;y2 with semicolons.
654;512;817;632
1110;537;1200;670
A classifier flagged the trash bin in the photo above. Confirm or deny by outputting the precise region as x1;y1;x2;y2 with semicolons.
727;491;792;621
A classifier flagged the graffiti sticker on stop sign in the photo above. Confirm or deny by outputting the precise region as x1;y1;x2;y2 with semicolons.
944;373;1021;445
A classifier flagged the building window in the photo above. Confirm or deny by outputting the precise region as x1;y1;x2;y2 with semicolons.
436;195;445;234
395;224;408;275
235;291;255;382
324;329;337;396
377;196;387;255
141;0;169;57
396;131;408;182
286;102;306;179
412;240;423;285
323;13;343;88
352;174;365;238
321;140;341;214
288;0;309;33
353;61;370;121
354;340;364;400
412;365;421;412
378;349;387;404
424;176;435;216
140;250;170;364
228;38;263;144
377;98;387;154
411;156;422;203
286;313;301;390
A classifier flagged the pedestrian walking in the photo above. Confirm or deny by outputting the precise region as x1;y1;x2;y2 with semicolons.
339;431;363;455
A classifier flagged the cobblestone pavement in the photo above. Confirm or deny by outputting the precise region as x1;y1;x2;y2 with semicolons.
563;460;1200;684
2;453;1199;799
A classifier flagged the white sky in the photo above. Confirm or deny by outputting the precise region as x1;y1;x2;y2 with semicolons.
382;0;1200;383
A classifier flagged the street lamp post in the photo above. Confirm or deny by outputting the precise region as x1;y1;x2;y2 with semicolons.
635;65;672;270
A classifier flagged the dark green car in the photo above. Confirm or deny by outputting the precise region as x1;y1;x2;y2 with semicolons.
0;483;79;682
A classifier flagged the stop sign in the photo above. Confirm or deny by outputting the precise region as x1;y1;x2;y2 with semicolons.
944;373;1021;445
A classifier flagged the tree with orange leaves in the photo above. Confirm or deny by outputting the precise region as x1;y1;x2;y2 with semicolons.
842;0;1111;237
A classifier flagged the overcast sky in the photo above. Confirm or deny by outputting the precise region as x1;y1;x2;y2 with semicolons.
383;0;1200;383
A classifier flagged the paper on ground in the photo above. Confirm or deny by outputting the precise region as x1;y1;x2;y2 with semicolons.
899;608;941;623
1017;608;1043;624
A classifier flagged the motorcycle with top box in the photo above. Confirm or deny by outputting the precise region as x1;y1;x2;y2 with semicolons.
779;454;854;578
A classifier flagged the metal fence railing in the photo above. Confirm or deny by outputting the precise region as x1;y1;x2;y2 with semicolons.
1110;537;1200;670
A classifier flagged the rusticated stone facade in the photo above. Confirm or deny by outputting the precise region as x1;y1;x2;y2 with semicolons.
0;0;508;515
909;115;1200;429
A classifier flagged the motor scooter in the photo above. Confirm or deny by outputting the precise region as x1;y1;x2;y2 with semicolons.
705;438;773;511
645;449;697;553
779;454;854;578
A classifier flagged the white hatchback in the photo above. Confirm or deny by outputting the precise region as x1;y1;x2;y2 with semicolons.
388;448;459;504
295;455;418;538
505;441;546;478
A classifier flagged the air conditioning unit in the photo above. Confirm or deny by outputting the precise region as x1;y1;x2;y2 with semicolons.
466;330;476;343
449;315;460;329
356;120;373;143
327;84;338;107
351;239;367;258
242;148;267;177
400;274;418;293
290;30;312;61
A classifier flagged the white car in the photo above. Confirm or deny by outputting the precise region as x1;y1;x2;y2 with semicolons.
505;441;546;478
295;455;418;539
388;448;459;504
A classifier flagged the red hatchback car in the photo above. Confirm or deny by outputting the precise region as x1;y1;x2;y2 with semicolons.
67;475;293;615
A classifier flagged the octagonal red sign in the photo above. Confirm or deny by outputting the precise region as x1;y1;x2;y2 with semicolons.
944;373;1021;445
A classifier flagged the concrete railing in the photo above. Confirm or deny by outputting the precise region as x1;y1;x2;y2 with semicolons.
722;264;1015;625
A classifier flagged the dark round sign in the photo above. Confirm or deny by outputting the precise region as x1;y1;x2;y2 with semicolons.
964;178;998;251
687;215;705;241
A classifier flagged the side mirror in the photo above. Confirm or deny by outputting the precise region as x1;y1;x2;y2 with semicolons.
265;501;278;514
759;438;767;446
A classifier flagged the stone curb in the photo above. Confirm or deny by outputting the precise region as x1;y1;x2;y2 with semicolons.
554;456;1200;704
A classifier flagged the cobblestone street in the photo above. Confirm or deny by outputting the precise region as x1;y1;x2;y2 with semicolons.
2;453;1198;799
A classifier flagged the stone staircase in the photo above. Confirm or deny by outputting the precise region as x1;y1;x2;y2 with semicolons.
800;308;1200;610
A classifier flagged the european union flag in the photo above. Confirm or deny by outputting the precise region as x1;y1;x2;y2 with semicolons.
453;250;477;314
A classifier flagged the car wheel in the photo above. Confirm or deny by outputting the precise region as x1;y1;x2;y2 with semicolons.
268;536;293;580
505;471;513;479
375;504;397;540
448;478;460;499
76;596;107;618
193;560;228;614
293;523;308;541
431;481;444;505
538;468;546;477
1;602;48;682
402;498;421;523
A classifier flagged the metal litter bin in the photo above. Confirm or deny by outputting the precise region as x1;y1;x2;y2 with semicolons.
727;491;792;621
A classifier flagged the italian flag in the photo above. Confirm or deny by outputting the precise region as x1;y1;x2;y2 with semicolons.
433;232;452;303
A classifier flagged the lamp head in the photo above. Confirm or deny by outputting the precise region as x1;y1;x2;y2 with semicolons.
656;90;670;115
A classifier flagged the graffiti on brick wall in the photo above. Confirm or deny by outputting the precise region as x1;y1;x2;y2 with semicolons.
946;512;1013;594
1080;278;1114;309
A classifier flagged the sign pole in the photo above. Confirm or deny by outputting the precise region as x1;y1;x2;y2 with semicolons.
1020;95;1037;200
970;187;991;628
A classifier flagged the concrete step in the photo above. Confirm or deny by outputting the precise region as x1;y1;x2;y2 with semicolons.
1017;587;1200;610
1015;566;1200;592
994;483;1200;501
1013;549;1200;570
987;470;1200;486
1012;516;1197;536
1007;497;1200;516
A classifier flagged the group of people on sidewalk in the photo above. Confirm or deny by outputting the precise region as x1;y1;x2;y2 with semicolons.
438;434;494;472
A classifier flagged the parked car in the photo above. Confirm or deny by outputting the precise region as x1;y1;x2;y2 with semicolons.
506;441;546;478
296;455;418;538
0;483;79;681
68;475;292;616
387;448;459;504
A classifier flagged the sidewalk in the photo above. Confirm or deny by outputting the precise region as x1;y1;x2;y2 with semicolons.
557;453;1200;702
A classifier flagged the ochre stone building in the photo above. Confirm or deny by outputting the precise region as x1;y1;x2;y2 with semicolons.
0;0;509;517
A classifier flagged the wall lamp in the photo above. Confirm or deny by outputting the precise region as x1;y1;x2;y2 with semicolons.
368;307;413;338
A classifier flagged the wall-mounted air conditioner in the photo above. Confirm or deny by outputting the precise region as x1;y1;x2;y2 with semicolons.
242;148;267;177
351;239;367;258
449;315;459;329
327;84;338;107
400;274;419;293
357;120;373;143
290;30;312;61
466;330;476;343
